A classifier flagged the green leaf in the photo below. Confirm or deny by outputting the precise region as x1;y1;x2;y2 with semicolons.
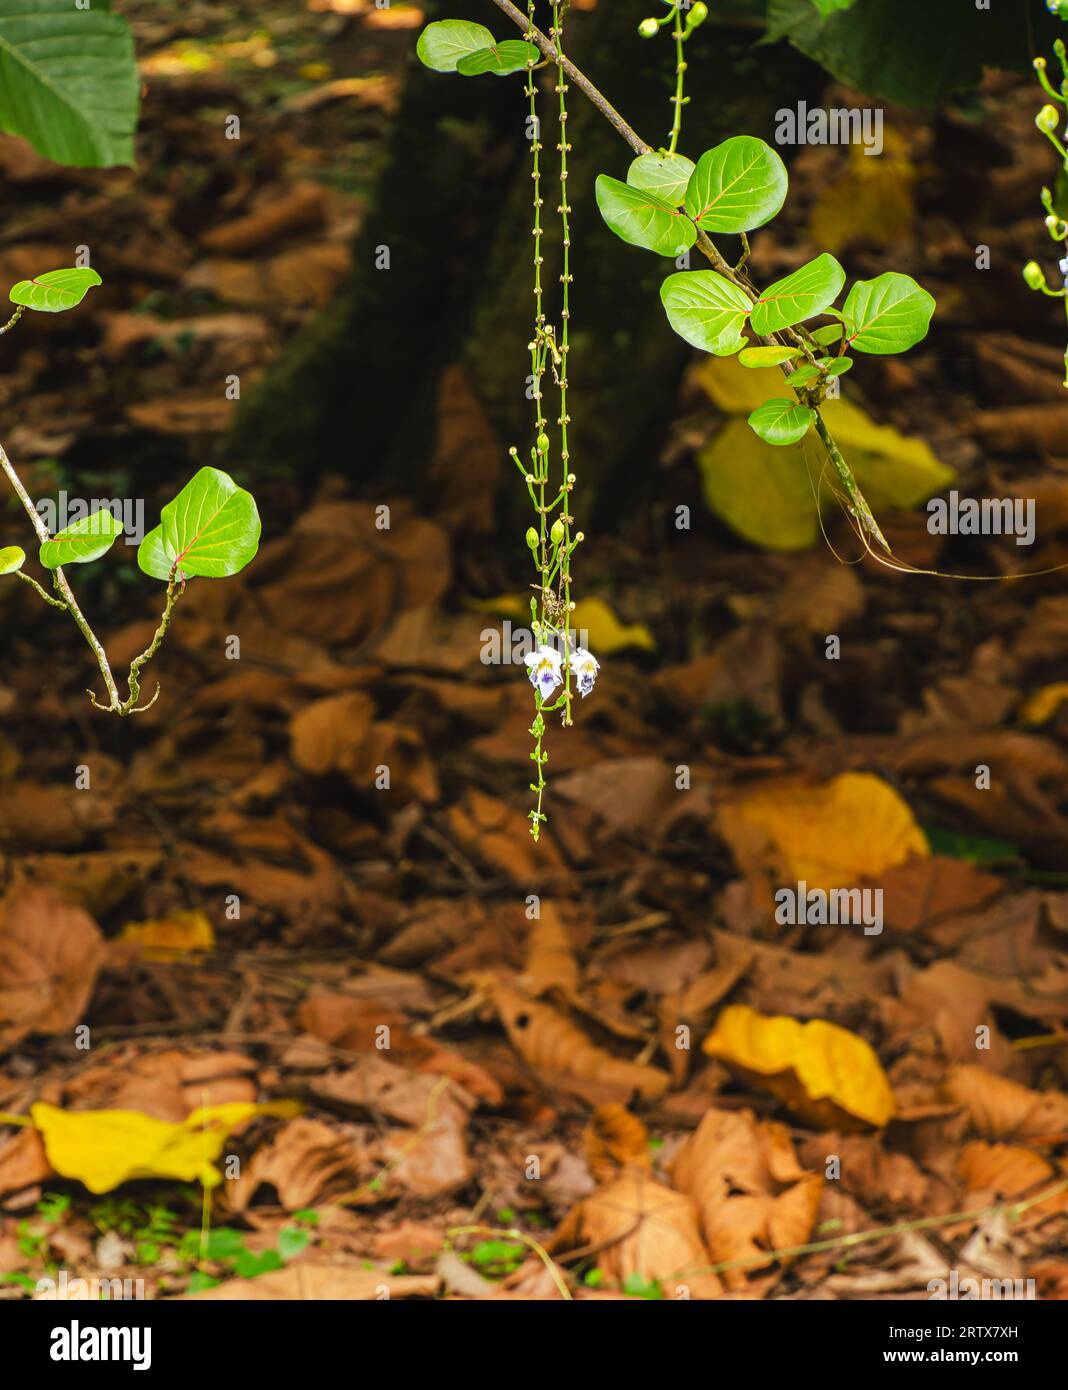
456;40;538;75
785;356;853;386
595;175;697;257
137;466;261;581
750;253;845;335
811;323;844;346
808;0;857;13
841;272;935;354
277;1227;310;1262
661;270;753;353
39;509;122;569
415;19;496;72
748;398;816;446
232;1248;284;1280
9;266;101;313
738;345;799;368
627;152;695;206
684;136;788;233
0;0;139;168
0;544;25;574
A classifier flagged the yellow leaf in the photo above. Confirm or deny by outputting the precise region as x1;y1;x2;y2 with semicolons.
465;594;654;653
692;357;954;550
703;1004;895;1129
719;771;928;890
570;597;654;654
29;1100;300;1195
119;909;215;959
1019;682;1068;726
808;132;916;256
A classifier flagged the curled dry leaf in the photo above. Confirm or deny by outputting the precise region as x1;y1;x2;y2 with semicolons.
549;1170;722;1300
524;901;581;998
672;1107;821;1292
491;984;669;1103
703;1004;895;1130
0;887;103;1044
944;1065;1068;1141
227;1117;364;1212
718;772;928;893
586;1104;652;1185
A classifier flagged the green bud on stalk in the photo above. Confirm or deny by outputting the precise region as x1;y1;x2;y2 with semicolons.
638;17;659;38
686;2;708;29
525;527;539;550
1023;260;1047;290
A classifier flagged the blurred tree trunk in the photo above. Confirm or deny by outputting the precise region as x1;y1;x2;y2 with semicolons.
225;2;820;522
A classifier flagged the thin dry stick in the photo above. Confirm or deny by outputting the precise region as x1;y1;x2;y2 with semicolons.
672;1174;1068;1283
447;1223;573;1300
487;0;887;551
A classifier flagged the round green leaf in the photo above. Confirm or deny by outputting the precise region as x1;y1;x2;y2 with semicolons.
10;267;102;313
785;356;853;386
627;152;695;207
0;545;25;574
810;323;844;347
137;466;261;581
747;398;816;447
738;346;799;368
0;0;139;169
415;19;496;72
595;175;697;257
456;40;538;75
684;136;788;234
750;253;845;336
661;270;753;353
841;272;936;355
39;509;123;569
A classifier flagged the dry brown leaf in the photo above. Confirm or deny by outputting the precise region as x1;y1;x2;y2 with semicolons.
524;902;581;998
228;1117;364;1211
945;1066;1068;1141
549;1171;721;1299
0;888;103;1043
185;1264;437;1300
876;855;1005;935
585;1104;651;1184
0;1125;51;1196
958;1141;1057;1200
672;1107;819;1291
491;984;669;1102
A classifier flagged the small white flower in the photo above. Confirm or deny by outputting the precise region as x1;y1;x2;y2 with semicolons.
568;646;600;697
524;644;563;700
1060;256;1068;284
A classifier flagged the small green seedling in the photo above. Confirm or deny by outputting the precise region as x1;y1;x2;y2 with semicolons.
0;269;260;714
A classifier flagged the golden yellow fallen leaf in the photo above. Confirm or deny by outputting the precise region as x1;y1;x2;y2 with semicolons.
23;1099;299;1195
465;594;654;653
1019;682;1068;726
808;131;917;255
119;909;215;959
719;771;928;892
703;1004;895;1129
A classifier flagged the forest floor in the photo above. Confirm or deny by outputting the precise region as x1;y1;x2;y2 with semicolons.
2;1;1068;1301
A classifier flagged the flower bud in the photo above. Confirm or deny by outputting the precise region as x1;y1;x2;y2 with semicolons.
638;17;659;38
525;527;539;550
1024;261;1046;291
686;2;708;28
550;519;565;545
536;432;550;454
1037;104;1061;133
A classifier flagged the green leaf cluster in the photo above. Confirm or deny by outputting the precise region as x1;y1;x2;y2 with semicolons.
416;19;537;77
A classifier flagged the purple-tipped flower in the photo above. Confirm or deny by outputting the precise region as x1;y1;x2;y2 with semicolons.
568;646;600;697
525;645;563;701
